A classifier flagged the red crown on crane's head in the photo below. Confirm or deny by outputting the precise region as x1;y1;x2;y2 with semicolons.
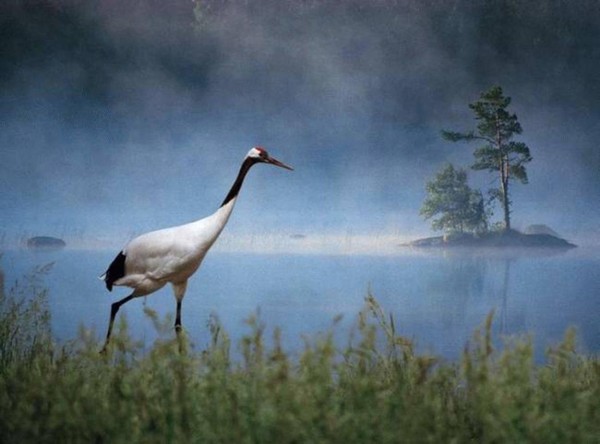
246;147;293;170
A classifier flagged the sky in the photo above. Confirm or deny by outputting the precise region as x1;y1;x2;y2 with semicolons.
1;0;599;250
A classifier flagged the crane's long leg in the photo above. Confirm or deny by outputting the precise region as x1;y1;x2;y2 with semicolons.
172;281;188;354
175;299;183;333
101;293;136;353
175;299;186;355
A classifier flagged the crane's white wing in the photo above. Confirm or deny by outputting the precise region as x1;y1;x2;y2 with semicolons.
121;201;236;286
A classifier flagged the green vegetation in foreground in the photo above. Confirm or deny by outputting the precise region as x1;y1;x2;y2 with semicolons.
0;269;599;443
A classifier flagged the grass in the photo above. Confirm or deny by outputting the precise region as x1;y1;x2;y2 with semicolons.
0;267;598;443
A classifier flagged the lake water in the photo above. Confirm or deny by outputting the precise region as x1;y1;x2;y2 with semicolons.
1;247;598;361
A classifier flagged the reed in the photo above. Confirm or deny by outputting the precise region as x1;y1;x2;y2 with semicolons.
0;270;598;443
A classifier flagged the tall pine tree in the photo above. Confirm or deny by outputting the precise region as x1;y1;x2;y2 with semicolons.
442;86;532;231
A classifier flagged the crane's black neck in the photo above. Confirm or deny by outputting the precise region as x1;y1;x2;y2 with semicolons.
220;157;259;207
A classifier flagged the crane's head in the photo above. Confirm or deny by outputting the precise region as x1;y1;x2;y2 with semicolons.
247;147;293;170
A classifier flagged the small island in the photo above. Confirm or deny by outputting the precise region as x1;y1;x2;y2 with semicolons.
413;86;576;251
409;229;576;249
26;236;67;250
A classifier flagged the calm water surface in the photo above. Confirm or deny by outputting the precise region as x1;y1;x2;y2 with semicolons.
1;247;598;361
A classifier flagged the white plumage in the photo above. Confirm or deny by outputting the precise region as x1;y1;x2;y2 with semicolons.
114;202;233;295
100;147;292;352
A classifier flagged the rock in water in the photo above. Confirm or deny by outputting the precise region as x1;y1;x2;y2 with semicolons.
524;224;561;238
27;236;66;250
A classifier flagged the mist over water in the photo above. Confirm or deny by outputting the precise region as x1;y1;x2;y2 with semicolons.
1;0;599;248
1;1;599;358
2;247;599;361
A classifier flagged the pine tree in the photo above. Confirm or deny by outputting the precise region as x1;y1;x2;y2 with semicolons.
442;86;532;231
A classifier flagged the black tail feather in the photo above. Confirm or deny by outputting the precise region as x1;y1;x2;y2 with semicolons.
103;251;126;291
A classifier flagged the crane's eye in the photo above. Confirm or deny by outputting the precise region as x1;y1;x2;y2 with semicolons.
255;148;267;159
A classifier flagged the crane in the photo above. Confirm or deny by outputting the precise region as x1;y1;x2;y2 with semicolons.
99;147;292;352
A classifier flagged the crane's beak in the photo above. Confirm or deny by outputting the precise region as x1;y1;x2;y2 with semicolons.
266;155;293;171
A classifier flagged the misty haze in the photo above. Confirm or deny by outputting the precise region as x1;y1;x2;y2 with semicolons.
2;2;600;441
1;1;599;358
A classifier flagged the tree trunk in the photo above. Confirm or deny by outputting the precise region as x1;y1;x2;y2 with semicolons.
502;179;510;230
496;115;511;231
501;156;511;231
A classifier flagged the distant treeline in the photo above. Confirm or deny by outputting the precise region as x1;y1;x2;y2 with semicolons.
1;0;599;148
2;0;598;93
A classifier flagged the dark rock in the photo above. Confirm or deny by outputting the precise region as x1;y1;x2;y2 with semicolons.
524;224;561;237
27;236;66;250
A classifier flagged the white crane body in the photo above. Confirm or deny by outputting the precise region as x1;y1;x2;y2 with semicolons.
99;147;292;352
112;198;236;296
